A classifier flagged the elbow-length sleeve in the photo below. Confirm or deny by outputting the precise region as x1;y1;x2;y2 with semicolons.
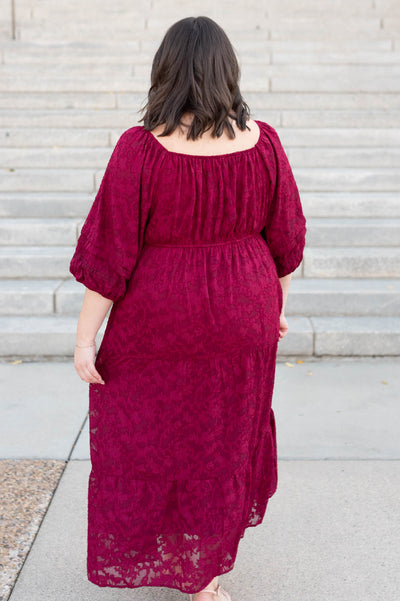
69;128;148;302
261;125;307;278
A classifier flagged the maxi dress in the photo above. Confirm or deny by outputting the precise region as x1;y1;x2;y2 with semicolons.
69;119;307;594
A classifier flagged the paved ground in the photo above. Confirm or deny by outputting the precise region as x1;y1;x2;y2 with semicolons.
1;357;399;601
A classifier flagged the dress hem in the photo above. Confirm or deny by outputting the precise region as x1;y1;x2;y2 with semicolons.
86;490;276;594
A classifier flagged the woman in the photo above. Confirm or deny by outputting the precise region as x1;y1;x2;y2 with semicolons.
70;15;306;601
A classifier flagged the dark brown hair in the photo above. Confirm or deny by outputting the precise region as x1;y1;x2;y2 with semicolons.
138;16;251;141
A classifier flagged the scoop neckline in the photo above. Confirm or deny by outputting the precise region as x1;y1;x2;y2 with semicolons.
144;119;262;159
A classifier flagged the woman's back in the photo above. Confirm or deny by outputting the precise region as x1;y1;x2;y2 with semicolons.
148;114;261;156
69;16;308;596
69;114;307;588
70;117;306;364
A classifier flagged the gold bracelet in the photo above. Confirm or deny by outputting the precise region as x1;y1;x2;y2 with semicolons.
75;342;96;348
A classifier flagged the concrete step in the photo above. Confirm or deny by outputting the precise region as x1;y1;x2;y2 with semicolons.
0;315;106;358
0;279;62;315
2;92;400;112
310;316;400;356
4;16;397;38
1;278;399;317
301;193;400;218
0;218;81;245
19;3;379;21
0;246;73;278
0;127;110;147
2;108;400;130
0;191;399;219
290;147;400;168
0;147;114;169
0;64;136;76
305;218;400;247
2;145;400;169
0;314;398;358
15;17;389;43
5;61;394;84
0;109;139;128
295;168;400;192
3;43;400;69
271;50;400;65
204;93;400;112
2;126;400;149
4;48;400;66
278;112;400;128
303;247;400;278
1;39;394;62
16;20;395;44
0;75;143;93
0;192;93;218
1;166;399;193
2;64;400;94
285;278;400;316
250;64;400;94
0;169;94;193
0;93;118;110
267;27;391;43
2;48;146;66
0;245;299;279
1;245;399;279
0;1;398;363
1;217;399;247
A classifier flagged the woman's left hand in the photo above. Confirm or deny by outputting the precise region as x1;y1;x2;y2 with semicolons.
74;342;105;384
278;313;289;341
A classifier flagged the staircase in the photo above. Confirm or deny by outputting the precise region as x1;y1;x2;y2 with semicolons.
0;0;399;358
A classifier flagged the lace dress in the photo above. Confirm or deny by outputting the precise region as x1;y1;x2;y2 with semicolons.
69;119;307;594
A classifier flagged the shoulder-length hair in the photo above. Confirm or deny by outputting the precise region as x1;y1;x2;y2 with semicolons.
138;16;251;140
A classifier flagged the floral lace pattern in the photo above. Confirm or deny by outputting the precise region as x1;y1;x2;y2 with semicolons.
69;120;307;593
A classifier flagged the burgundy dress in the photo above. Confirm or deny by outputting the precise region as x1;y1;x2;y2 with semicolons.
69;119;307;594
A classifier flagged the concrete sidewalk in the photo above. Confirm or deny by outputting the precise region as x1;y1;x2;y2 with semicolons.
1;357;400;601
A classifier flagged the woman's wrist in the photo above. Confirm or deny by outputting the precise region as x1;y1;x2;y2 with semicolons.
75;337;96;346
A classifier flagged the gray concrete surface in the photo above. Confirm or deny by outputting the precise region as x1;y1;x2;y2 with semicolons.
0;361;87;459
70;416;89;460
2;358;400;461
7;459;400;601
273;358;400;459
2;357;400;601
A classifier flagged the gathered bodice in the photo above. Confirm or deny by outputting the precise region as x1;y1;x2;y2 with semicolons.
138;120;274;248
70;118;306;305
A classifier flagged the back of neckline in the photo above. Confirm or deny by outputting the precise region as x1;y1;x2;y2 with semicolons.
144;120;262;159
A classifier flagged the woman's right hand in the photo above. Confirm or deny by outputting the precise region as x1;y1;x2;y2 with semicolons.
278;313;289;341
74;342;105;384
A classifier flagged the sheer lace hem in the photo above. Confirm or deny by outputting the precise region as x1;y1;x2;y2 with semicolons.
86;410;278;594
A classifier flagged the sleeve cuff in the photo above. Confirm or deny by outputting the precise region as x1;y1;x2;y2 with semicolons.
272;228;306;278
69;251;127;302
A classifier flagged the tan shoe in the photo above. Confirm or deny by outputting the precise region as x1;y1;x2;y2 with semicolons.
189;583;232;601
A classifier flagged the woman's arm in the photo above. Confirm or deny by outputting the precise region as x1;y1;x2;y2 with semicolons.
279;273;292;314
74;288;112;384
278;273;292;340
260;123;306;343
69;129;152;384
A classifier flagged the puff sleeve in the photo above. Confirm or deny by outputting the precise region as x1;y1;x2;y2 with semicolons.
69;128;146;302
261;125;307;278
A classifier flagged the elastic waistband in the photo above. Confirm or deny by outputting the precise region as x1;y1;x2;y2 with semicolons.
145;232;260;248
